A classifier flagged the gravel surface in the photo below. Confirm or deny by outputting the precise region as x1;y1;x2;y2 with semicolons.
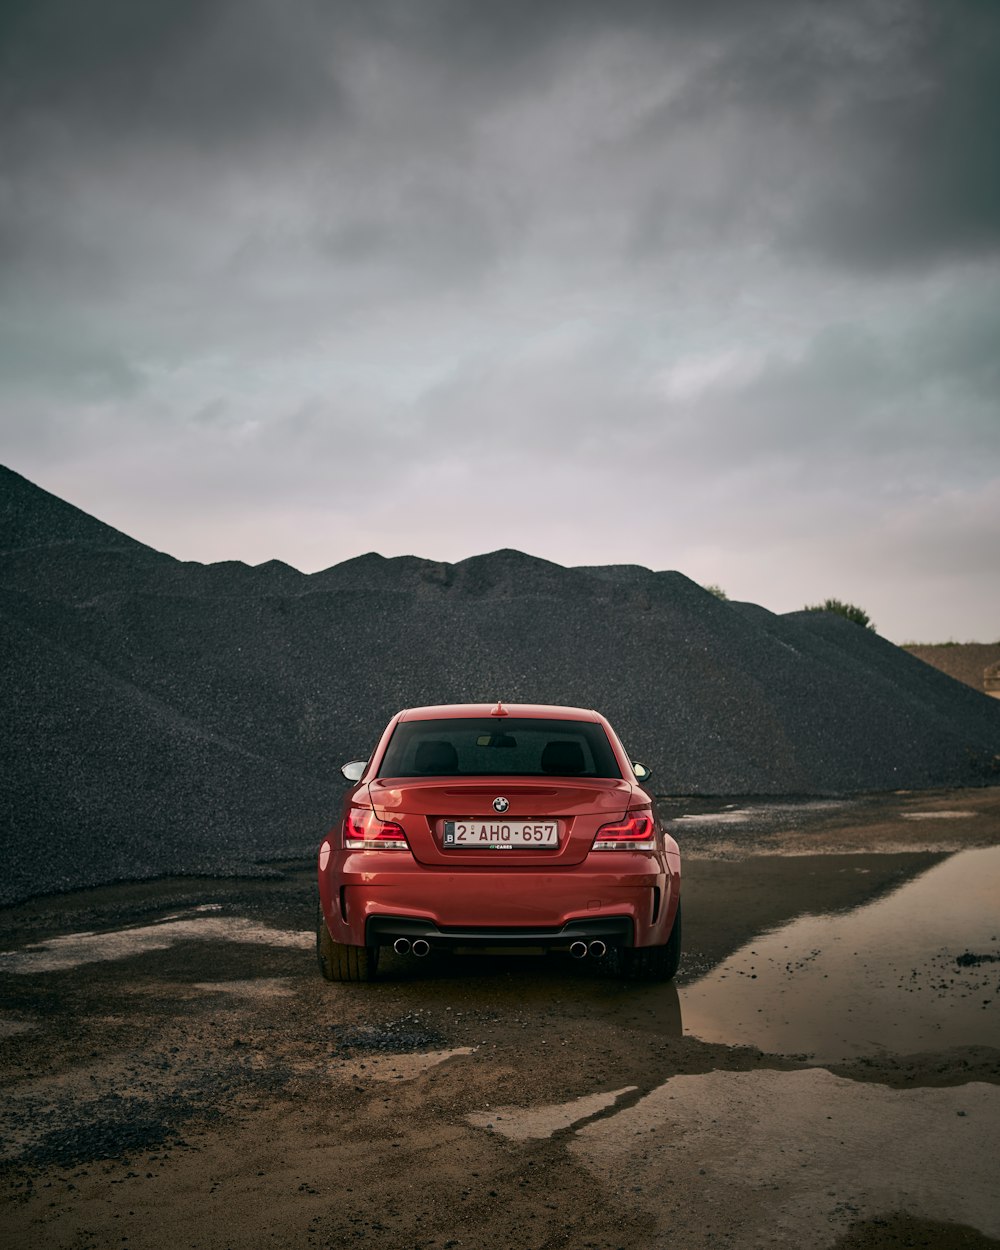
3;464;1000;904
1;793;999;1250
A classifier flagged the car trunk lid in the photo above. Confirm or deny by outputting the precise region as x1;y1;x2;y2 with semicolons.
370;776;633;867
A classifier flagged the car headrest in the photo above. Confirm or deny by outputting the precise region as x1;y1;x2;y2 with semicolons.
413;740;459;774
540;740;586;774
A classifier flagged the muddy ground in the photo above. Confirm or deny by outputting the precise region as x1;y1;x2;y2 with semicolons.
2;788;999;1250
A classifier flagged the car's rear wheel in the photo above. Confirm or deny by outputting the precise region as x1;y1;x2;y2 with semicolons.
622;900;681;982
317;903;380;982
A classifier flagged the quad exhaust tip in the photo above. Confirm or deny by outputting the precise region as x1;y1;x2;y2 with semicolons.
411;938;431;957
393;938;411;955
569;940;588;959
588;940;607;959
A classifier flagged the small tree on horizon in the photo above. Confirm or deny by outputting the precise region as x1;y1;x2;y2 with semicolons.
703;584;729;600
804;598;876;632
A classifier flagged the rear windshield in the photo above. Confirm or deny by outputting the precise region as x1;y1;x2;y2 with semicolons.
378;718;622;779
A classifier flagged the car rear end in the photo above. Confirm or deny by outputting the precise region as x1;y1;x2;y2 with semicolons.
317;703;681;980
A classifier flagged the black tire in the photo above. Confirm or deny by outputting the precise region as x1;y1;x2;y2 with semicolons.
317;903;380;982
622;899;682;982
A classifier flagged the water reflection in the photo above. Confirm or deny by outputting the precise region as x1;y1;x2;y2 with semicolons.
569;1069;1000;1248
681;845;1000;1061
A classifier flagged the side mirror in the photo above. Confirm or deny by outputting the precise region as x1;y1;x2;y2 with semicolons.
340;760;367;783
632;761;652;782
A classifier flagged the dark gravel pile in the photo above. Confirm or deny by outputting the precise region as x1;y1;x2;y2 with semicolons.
3;464;999;904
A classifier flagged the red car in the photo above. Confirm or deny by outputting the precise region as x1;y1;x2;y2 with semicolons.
317;702;681;982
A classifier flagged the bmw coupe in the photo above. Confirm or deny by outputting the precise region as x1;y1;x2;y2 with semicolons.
317;702;681;982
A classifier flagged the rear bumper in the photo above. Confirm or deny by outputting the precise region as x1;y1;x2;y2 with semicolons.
365;914;633;951
319;851;679;950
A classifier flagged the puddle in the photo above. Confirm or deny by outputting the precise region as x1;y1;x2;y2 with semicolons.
192;979;296;998
337;1047;477;1082
676;809;754;825
569;1068;1000;1249
902;811;974;821
673;800;848;828
467;1086;636;1140
681;846;1000;1060
0;917;312;974
160;903;225;919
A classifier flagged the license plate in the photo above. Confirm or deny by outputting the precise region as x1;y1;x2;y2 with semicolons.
443;820;559;849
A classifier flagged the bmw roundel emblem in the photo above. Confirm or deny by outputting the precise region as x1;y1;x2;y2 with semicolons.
493;796;509;813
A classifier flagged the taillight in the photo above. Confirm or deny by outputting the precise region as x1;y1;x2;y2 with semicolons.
344;807;409;851
592;810;656;851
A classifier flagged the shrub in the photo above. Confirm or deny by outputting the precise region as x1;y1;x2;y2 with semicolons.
803;598;876;631
703;584;729;601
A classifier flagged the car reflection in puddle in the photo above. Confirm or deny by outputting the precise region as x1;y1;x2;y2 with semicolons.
681;845;1000;1061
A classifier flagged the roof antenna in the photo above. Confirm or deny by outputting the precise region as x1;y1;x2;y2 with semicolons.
491;699;508;717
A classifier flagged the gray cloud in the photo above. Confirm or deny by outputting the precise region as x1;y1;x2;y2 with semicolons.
1;0;997;641
788;3;1000;268
5;0;997;301
616;1;1000;269
0;0;345;151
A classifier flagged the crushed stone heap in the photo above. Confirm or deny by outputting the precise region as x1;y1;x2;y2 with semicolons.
2;464;998;903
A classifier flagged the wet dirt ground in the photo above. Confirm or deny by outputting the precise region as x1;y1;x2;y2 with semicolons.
2;788;999;1250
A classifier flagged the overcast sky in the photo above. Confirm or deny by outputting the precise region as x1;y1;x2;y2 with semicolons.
1;0;998;642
